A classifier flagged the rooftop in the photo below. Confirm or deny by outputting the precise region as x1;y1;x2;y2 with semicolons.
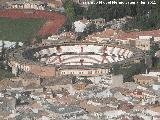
134;74;158;81
86;29;160;42
148;105;160;113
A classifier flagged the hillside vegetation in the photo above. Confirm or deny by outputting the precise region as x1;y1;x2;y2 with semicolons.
64;0;160;31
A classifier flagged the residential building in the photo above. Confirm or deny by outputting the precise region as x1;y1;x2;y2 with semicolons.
6;0;45;10
91;18;105;27
73;18;91;33
38;0;63;9
136;36;153;51
134;74;158;85
85;29;160;50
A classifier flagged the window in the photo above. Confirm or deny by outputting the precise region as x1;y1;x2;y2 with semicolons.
61;72;65;75
71;72;74;74
88;71;92;74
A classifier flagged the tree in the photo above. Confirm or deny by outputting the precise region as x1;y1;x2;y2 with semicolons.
64;0;75;21
111;62;146;82
0;41;5;61
84;23;97;35
150;43;160;68
15;42;19;49
150;43;159;56
73;3;85;20
111;63;121;75
84;0;160;30
35;35;42;43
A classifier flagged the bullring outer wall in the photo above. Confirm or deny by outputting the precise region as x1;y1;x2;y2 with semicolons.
8;42;144;77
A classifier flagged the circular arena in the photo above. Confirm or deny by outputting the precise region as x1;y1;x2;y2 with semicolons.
8;42;144;77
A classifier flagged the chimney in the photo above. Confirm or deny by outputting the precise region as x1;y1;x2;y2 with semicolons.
113;31;117;35
158;75;160;82
145;69;148;74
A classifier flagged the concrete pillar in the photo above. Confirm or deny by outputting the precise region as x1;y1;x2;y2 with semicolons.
12;67;18;76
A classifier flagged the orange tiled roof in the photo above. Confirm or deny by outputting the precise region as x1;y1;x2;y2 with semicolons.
134;74;158;81
114;30;160;40
86;29;160;41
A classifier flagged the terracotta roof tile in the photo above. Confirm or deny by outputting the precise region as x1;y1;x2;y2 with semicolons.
86;29;160;42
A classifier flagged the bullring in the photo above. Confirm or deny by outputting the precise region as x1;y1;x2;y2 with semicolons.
8;42;144;77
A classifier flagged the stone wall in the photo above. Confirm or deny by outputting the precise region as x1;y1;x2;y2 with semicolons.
57;68;110;77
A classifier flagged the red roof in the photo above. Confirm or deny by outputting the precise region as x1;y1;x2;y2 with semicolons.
87;29;160;42
114;30;160;40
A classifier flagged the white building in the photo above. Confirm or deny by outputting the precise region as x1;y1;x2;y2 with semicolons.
6;1;45;10
152;83;160;90
73;19;91;33
136;36;153;51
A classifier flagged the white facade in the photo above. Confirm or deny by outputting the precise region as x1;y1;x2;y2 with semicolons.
58;68;109;76
0;40;23;52
9;61;30;76
7;1;45;10
74;21;87;32
152;83;160;90
136;36;152;51
103;110;126;119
